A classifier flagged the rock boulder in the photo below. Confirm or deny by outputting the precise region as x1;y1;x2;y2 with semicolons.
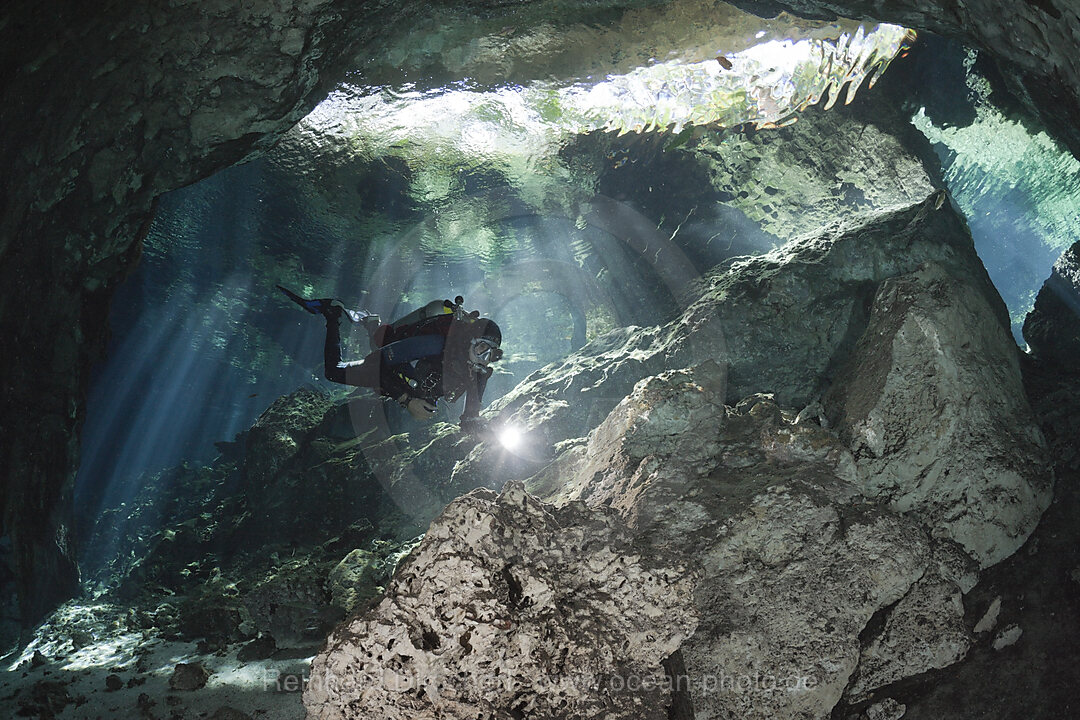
1024;240;1080;371
446;196;1003;501
304;482;699;720
826;262;1053;567
494;195;1002;435
553;364;940;719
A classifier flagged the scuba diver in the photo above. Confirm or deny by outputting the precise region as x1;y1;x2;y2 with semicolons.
278;286;503;434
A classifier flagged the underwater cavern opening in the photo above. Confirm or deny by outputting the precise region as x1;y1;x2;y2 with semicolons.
73;16;918;537
3;1;1080;719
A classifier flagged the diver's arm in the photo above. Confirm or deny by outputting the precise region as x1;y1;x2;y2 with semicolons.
376;335;446;402
379;364;415;402
459;366;491;426
381;365;436;420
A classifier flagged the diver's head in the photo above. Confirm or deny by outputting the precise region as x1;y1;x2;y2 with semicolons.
469;320;503;366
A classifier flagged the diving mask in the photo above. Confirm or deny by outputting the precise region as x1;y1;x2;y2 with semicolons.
470;337;503;365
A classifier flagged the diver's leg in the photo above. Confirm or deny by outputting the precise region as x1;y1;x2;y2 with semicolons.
323;314;347;383
323;314;343;380
324;315;381;388
325;329;446;394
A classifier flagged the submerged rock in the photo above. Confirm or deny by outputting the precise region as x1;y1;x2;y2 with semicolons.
304;482;699;720
678;195;1007;409
241;387;335;489
85;384;428;649
863;697;907;720
973;596;1002;635
8;0;1080;654
489;194;1002;454
16;679;74;718
296;187;1053;719
244;558;335;649
177;578;250;646
168;662;209;691
844;578;971;702
326;549;384;615
432;194;1008;514
210;708;253;720
681;97;936;242
1024;239;1080;371
551;364;935;719
71;181;1056;720
877;356;1080;718
991;625;1023;651
236;635;277;663
826;262;1052;567
321;350;1018;719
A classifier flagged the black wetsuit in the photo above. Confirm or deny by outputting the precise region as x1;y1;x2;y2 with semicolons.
323;312;491;420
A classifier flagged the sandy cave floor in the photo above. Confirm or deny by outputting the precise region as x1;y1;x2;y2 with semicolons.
0;600;311;719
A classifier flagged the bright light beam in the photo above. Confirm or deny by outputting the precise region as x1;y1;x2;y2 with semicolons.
497;425;524;452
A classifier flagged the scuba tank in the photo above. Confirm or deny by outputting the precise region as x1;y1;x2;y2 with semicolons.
373;296;463;348
389;298;457;331
380;294;486;353
390;295;479;332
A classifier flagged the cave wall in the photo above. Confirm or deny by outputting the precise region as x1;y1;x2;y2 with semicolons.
0;0;412;629
3;0;1080;633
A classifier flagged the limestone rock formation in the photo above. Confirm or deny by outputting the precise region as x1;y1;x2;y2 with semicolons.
826;262;1053;566
327;539;423;616
80;384;431;654
242;388;335;489
870;358;1080;717
477;195;1002;473
169;662;210;691
211;709;253;720
6;0;1079;635
304;482;699;720
550;364;936;719
734;0;1080;160
335;221;1052;717
244;558;334;649
1024;240;1080;371
862;698;907;720
325;352;1011;719
672;97;937;242
844;577;971;702
69;176;1052;719
326;549;380;615
15;679;74;718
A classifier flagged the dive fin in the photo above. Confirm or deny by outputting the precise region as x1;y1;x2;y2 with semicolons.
277;284;324;314
342;307;365;324
278;284;336;315
278;284;369;323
